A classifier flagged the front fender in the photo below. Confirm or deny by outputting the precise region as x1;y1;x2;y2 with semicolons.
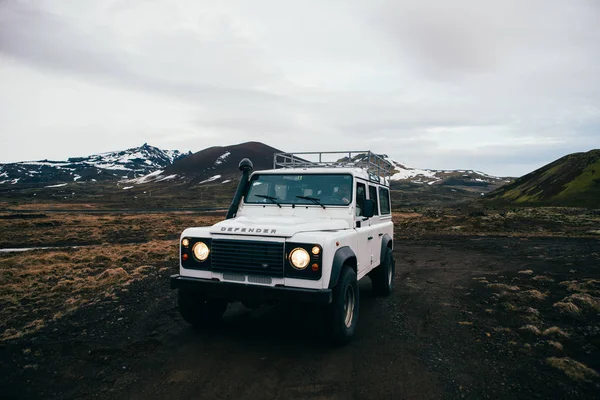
328;246;357;288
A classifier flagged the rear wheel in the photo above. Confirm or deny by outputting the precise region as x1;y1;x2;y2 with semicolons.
371;247;395;297
325;266;359;346
177;289;228;328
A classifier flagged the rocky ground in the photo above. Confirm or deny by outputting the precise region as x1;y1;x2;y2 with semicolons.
0;209;599;399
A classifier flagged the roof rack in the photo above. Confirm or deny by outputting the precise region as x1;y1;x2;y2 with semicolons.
273;151;393;185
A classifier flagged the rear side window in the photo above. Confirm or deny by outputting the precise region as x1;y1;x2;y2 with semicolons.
379;187;391;215
368;186;379;215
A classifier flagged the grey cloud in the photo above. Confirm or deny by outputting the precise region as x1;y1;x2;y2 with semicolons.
0;0;598;176
0;1;286;105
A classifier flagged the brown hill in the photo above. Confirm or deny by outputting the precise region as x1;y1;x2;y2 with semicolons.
164;141;281;184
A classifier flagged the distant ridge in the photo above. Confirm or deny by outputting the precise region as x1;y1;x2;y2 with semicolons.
486;149;600;208
0;144;189;185
0;141;512;198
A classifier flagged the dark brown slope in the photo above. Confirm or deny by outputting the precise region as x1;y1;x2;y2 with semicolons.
164;141;281;183
487;149;600;208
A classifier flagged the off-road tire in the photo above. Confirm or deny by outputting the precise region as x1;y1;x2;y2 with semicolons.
326;266;359;346
177;289;228;328
371;247;395;297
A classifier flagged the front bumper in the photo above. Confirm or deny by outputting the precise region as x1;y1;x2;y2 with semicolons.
170;274;332;304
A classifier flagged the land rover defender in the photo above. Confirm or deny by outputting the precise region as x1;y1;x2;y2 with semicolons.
170;151;395;344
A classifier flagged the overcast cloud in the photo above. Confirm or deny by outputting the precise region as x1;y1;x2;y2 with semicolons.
0;0;598;176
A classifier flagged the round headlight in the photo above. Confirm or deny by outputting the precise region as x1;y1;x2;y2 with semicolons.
182;238;190;247
289;248;310;270
192;242;210;261
311;246;321;255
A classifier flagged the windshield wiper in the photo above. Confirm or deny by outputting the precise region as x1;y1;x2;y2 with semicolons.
254;195;282;208
296;195;326;209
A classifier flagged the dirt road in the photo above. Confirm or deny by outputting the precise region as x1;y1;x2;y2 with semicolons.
2;236;599;399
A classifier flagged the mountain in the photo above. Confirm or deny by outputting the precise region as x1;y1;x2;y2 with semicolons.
335;152;511;189
131;141;281;185
486;149;600;208
0;142;515;209
129;145;510;193
0;141;511;208
0;144;190;185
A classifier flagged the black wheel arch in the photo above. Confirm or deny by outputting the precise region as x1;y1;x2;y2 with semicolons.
328;246;357;289
380;234;393;263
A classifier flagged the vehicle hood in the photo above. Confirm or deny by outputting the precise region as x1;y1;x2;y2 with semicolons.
210;216;350;238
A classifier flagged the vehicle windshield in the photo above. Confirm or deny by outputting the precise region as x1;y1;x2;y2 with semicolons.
245;174;353;206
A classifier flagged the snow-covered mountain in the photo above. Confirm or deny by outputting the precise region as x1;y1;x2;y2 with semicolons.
127;141;281;186
334;153;511;189
0;144;190;185
0;143;511;193
130;147;511;191
386;158;511;187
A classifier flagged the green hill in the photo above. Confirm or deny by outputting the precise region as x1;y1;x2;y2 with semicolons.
487;149;600;208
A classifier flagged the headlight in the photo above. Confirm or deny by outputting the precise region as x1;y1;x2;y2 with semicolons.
192;242;210;261
289;248;310;270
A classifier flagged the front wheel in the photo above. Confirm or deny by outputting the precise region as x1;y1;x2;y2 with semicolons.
177;289;228;328
371;247;395;297
325;266;359;346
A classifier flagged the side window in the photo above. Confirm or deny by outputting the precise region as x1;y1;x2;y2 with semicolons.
379;187;391;215
368;186;379;216
356;183;366;216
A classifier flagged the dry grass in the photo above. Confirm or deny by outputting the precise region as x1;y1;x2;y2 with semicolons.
547;341;564;351
0;211;225;248
501;302;518;311
520;289;547;301
553;301;581;315
546;357;599;381
559;279;600;295
532;275;555;283
565;293;600;312
389;207;600;238
523;307;540;316
519;325;541;335
518;270;534;275
0;239;178;341
487;283;520;292
542;327;570;338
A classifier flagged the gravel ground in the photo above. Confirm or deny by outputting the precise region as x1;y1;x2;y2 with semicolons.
1;236;599;399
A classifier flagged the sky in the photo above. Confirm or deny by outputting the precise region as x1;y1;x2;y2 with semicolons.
0;0;598;177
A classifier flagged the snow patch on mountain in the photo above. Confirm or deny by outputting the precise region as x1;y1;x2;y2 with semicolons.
383;156;505;185
131;170;164;184
156;174;177;182
199;174;222;184
214;152;231;166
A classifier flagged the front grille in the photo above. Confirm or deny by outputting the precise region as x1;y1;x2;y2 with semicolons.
248;275;273;285
211;239;285;277
222;273;246;282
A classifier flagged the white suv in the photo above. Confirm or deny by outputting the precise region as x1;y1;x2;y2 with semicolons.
170;151;395;345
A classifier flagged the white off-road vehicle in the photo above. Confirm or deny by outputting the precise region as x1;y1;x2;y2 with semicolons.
170;151;394;344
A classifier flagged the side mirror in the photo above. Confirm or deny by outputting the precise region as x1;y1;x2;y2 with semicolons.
362;199;375;218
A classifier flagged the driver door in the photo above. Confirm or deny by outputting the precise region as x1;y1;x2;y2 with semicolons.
354;181;372;275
